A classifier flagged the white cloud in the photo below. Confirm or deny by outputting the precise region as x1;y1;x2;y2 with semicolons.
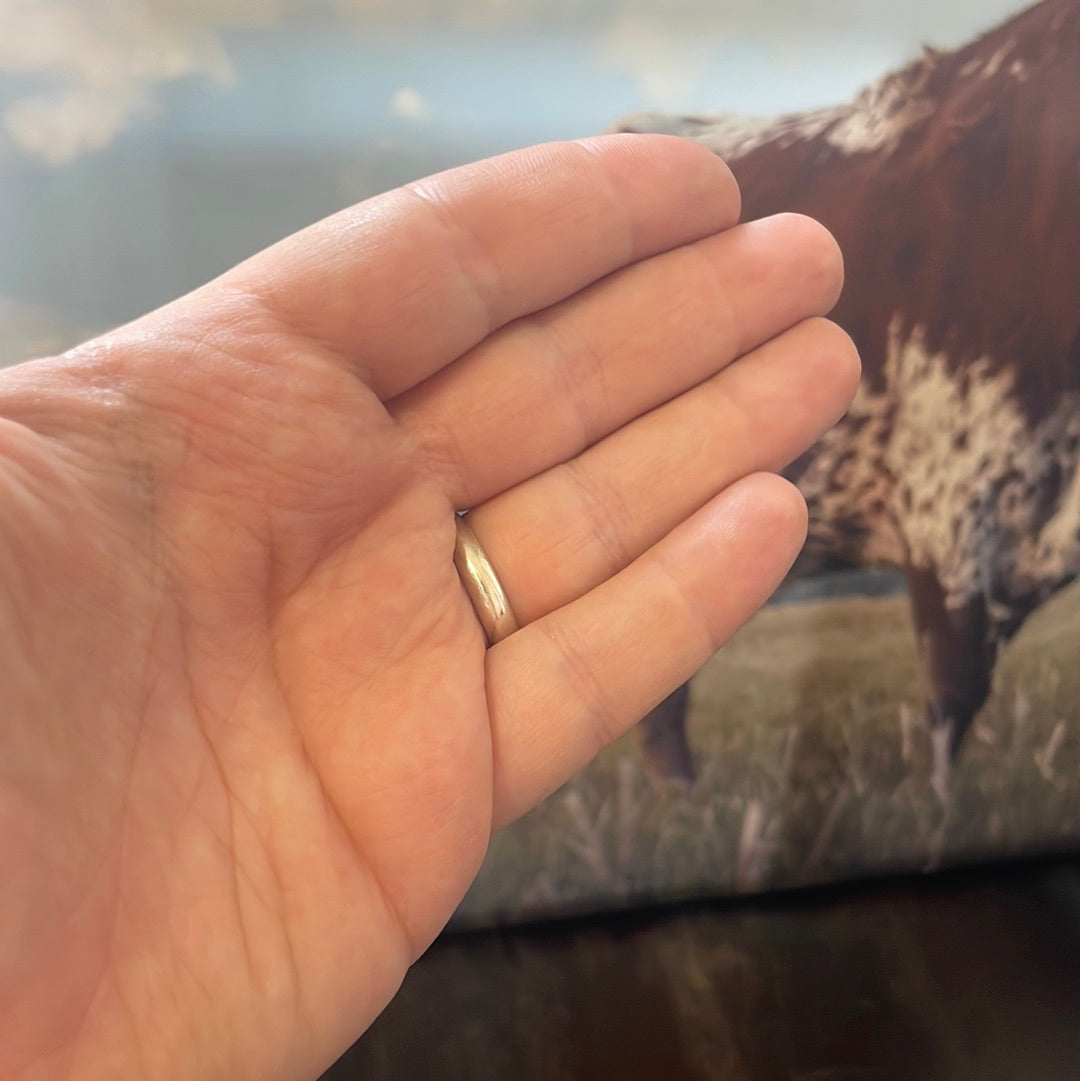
3;89;151;166
389;86;432;122
0;0;255;164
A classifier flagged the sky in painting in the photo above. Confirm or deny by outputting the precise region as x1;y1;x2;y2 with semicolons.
0;0;1031;360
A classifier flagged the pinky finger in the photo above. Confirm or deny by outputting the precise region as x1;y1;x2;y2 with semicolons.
485;473;808;827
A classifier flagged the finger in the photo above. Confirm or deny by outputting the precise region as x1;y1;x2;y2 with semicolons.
218;135;741;400
469;316;859;625
486;473;807;826
391;213;843;508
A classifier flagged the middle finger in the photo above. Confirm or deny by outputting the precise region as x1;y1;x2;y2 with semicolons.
390;212;842;508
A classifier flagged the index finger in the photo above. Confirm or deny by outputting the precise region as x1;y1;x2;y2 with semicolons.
218;135;741;400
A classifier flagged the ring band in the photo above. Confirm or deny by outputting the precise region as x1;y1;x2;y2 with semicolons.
453;515;518;646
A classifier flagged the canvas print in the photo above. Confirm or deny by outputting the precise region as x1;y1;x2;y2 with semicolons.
0;0;1076;930
457;0;1080;925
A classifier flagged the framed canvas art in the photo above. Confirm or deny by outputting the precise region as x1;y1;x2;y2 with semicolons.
1;0;1076;933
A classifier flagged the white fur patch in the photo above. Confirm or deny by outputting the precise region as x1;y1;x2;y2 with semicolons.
613;107;842;159
880;323;1080;611
795;319;1080;624
796;382;904;566
620;62;936;159
691;107;843;158
1008;59;1030;82
823;71;934;155
962;39;1027;83
981;41;1014;79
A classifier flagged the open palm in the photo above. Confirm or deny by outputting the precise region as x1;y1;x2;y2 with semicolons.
0;136;857;1081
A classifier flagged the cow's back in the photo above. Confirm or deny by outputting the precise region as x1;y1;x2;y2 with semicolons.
618;0;1080;610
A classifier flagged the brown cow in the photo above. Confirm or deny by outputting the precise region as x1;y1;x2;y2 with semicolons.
622;0;1080;796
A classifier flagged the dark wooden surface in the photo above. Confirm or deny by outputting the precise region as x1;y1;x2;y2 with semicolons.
324;859;1080;1080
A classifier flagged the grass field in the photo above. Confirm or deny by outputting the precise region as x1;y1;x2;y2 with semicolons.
455;580;1080;927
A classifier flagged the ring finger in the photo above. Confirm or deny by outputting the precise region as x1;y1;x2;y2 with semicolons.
464;315;859;627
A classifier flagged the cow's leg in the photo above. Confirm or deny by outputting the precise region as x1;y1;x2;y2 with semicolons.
638;682;695;784
904;564;997;799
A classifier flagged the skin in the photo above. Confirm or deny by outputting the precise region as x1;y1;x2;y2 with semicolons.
0;135;859;1081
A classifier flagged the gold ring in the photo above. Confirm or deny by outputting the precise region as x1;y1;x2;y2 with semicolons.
453;515;518;646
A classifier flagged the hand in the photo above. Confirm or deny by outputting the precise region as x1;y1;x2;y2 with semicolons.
0;135;858;1081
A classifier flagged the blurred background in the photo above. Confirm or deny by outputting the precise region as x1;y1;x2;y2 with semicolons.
7;7;1080;1076
0;0;1024;365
